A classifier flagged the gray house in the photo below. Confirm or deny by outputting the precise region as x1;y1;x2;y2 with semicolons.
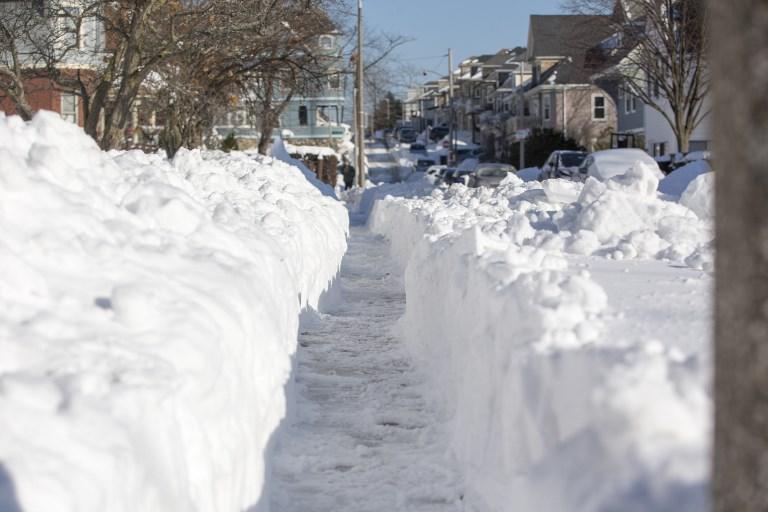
213;32;347;145
280;32;347;143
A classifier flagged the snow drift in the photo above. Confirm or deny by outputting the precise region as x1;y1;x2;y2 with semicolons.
0;112;348;511
368;168;711;511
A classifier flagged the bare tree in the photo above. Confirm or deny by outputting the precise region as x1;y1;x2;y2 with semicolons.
711;0;768;510
1;0;370;154
0;0;86;120
565;0;709;153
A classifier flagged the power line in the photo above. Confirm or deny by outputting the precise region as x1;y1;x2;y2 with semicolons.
397;54;449;62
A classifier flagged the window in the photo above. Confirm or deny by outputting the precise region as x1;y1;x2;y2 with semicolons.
593;95;606;120
319;35;334;49
543;95;551;120
59;6;83;49
623;88;638;114
652;142;667;157
60;93;78;124
523;100;530;117
298;105;308;126
689;140;709;151
328;73;340;90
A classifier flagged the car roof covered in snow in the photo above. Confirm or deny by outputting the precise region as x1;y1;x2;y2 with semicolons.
586;149;662;181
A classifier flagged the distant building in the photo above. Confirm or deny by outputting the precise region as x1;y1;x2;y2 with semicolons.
213;32;348;147
279;32;347;143
0;1;105;127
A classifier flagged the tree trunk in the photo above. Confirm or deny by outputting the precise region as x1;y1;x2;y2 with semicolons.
675;125;691;154
257;112;273;155
4;76;34;121
712;0;768;510
9;89;33;121
100;77;142;150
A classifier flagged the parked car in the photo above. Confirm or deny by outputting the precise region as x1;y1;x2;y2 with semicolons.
467;163;516;188
409;143;427;154
444;169;474;186
428;126;450;142
435;167;455;185
426;164;446;178
541;151;588;179
415;158;436;172
398;128;417;143
578;148;663;181
668;150;712;172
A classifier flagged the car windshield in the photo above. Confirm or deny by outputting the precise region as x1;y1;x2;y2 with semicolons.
478;168;508;178
560;153;587;167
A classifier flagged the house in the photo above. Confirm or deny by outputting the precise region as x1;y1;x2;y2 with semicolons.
504;15;618;153
590;0;711;156
212;32;348;149
278;32;346;144
0;1;105;127
479;48;530;160
406;75;455;134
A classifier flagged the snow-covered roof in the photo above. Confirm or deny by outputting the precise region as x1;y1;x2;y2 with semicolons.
284;143;340;159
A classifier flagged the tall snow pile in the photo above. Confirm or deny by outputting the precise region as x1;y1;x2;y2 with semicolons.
369;167;712;511
0;112;348;511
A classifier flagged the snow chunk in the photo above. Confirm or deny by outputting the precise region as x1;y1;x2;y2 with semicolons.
680;172;714;220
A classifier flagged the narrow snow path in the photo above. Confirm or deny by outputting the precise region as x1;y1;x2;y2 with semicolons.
269;226;463;512
365;141;402;183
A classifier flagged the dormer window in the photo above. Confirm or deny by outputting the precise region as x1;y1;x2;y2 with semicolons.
319;35;334;49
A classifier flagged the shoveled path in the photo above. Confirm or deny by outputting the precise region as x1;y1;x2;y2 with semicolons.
269;226;463;512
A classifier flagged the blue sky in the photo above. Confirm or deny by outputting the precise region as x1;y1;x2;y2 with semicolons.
365;0;565;81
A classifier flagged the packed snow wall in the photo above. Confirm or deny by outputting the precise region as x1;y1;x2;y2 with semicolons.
369;166;712;511
0;112;348;511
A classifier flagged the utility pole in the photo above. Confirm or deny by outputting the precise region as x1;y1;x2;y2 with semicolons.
354;0;365;187
448;48;454;165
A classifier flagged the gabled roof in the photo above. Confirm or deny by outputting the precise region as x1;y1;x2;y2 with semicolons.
528;15;612;59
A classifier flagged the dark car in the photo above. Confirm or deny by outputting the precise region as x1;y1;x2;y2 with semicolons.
429;126;450;142
415;158;436;172
409;143;427;153
467;163;516;188
435;167;455;185
398;129;417;143
541;151;588;179
444;169;473;186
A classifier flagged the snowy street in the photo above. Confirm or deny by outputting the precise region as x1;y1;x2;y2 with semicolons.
365;141;403;183
269;226;463;511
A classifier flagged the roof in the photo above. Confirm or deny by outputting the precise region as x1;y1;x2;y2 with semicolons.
528;15;612;59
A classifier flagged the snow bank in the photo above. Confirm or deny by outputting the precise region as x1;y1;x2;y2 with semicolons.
0;112;348;511
368;170;711;511
680;172;715;221
658;160;712;197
